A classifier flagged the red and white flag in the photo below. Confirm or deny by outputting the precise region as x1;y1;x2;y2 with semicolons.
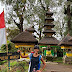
0;11;6;47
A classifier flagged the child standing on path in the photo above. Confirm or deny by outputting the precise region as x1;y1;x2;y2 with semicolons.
17;45;46;72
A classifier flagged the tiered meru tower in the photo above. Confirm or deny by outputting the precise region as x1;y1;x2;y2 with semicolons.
39;9;59;46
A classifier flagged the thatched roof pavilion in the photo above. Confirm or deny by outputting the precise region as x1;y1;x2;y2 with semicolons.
58;34;72;49
39;37;59;45
26;26;36;38
26;26;36;33
11;31;38;48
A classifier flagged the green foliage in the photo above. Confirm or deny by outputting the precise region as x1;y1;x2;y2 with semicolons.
0;0;50;40
16;70;22;72
57;47;63;52
63;0;72;36
1;68;7;72
53;57;63;63
46;56;63;63
69;17;72;36
64;16;72;36
1;61;29;72
10;61;28;72
1;0;26;33
7;28;20;40
10;61;18;66
0;60;7;65
1;41;17;52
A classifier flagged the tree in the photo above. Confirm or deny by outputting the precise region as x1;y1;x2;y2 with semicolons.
1;0;26;32
1;0;70;40
64;0;72;36
25;0;52;40
25;0;67;40
7;27;20;40
49;0;66;40
1;41;17;52
1;0;50;40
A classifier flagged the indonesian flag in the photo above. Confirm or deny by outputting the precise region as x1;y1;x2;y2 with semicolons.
0;11;6;47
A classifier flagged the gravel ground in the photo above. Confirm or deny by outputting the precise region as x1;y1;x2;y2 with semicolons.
41;62;72;72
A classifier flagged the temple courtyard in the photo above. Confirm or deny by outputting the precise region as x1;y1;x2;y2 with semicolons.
1;60;72;72
42;62;72;72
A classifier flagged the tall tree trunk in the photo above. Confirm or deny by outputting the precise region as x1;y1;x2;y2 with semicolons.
20;15;23;32
39;30;41;40
67;5;71;34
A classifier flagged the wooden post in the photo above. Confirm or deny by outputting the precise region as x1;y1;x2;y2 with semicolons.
42;48;43;56
5;27;10;72
3;8;8;55
4;8;10;72
31;47;32;51
5;27;8;54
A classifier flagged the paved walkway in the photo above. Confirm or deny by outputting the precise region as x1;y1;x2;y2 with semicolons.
41;62;72;72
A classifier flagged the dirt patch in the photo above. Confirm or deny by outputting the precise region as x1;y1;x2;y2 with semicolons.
11;66;24;72
42;63;72;72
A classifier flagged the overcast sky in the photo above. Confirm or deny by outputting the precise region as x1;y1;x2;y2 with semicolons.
0;2;5;14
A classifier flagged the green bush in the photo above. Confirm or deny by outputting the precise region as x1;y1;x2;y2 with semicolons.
1;41;17;52
46;56;63;63
10;61;29;72
0;60;7;65
53;57;63;63
1;68;7;72
46;56;54;62
1;61;29;72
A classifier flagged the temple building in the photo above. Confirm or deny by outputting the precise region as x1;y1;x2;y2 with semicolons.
11;25;37;48
58;34;72;63
39;9;59;56
11;31;38;48
26;26;36;34
58;34;72;57
11;29;38;59
26;26;36;38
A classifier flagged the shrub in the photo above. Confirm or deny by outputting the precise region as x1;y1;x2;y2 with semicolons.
0;60;7;65
1;41;17;52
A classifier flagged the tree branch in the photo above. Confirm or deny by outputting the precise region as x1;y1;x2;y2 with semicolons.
35;31;40;36
12;17;20;29
40;0;45;10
